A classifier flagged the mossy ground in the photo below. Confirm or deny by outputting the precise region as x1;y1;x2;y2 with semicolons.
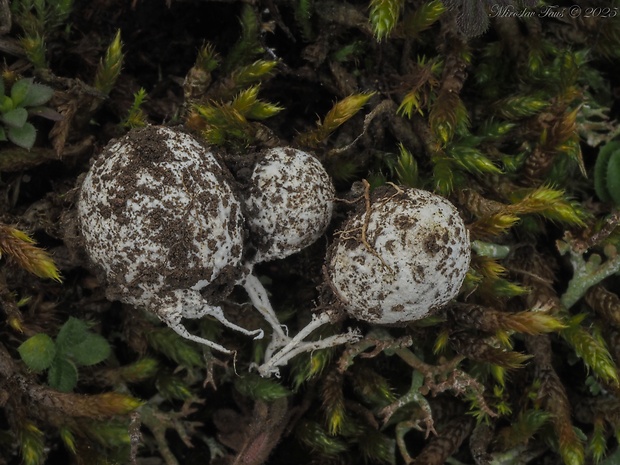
1;1;620;464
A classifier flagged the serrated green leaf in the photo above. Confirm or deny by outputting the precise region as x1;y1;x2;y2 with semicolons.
22;83;53;107
559;438;585;465
56;317;90;351
247;100;283;120
70;333;111;366
449;145;502;175
495;95;548;119
395;143;419;187
18;333;56;372
369;0;403;41
478;120;516;139
59;427;76;455
589;421;607;464
18;422;45;465
231;85;259;115
10;78;33;107
402;0;446;37
94;30;124;95
561;320;619;385
8;123;36;149
48;358;78;392
231;60;278;89
0;95;12;113
2;107;28;128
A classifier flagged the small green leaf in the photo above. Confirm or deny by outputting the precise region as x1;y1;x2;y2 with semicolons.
59;427;76;455
22;83;54;107
56;317;90;351
402;0;446;37
0;126;6;141
7;122;37;149
94;30;124;95
369;0;404;41
70;333;111;366
48;358;78;392
2;107;28;128
18;422;45;465
0;95;12;113
395;143;419;187
18;333;56;372
10;78;33;107
247;100;283;120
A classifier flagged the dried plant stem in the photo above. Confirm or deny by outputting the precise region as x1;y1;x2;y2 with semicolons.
0;344;140;418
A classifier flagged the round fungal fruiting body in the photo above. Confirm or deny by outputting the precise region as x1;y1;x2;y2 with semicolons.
77;126;260;352
327;187;471;325
257;186;469;377
243;147;335;262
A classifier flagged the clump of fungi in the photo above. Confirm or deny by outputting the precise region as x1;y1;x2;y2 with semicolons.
77;126;471;376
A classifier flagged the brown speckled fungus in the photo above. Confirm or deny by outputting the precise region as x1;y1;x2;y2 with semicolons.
258;185;471;377
78;126;264;354
243;147;335;263
328;186;471;324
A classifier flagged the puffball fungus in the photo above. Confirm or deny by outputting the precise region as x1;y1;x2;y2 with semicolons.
258;185;471;376
327;186;471;325
78;126;263;353
243;147;335;263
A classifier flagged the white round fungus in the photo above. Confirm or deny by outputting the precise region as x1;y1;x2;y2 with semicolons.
327;187;471;325
77;126;261;353
243;147;335;262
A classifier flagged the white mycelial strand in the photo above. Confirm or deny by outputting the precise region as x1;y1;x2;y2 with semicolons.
240;146;337;359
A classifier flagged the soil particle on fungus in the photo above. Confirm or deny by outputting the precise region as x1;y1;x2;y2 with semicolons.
326;187;471;325
77;125;245;310
242;146;335;263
